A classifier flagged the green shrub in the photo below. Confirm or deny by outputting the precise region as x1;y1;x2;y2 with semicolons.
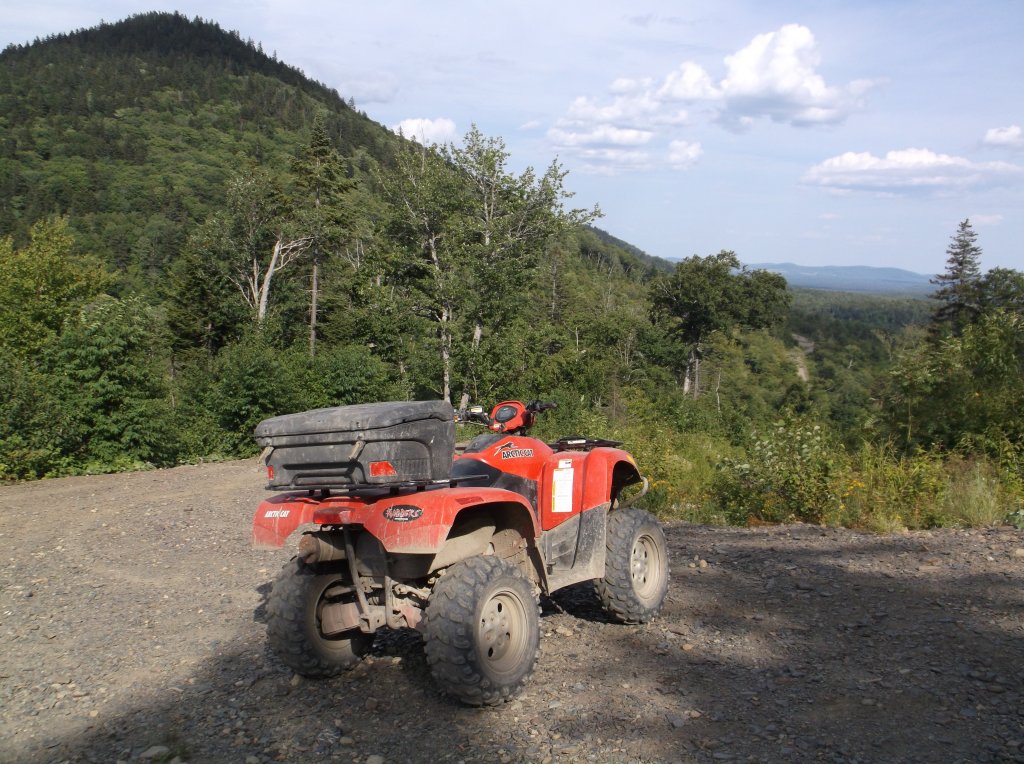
842;443;948;530
714;418;849;524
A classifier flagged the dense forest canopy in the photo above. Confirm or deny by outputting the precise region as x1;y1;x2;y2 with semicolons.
1;13;1021;530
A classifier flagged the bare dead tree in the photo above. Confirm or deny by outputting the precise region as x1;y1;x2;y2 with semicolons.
232;235;312;324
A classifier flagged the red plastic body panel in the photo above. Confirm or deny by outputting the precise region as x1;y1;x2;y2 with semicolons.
455;434;554;481
539;447;639;530
252;496;320;548
253;423;640;550
252;486;537;554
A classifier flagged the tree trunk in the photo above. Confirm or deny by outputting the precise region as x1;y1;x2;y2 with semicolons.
440;305;452;404
692;352;701;400
256;239;282;324
309;256;319;358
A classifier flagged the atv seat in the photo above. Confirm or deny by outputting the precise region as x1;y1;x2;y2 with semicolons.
450;456;500;487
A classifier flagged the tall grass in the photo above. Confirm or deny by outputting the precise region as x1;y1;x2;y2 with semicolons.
700;419;1022;531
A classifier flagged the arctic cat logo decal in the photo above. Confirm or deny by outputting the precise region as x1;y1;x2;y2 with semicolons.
383;505;423;522
501;449;534;459
264;509;290;518
497;441;534;460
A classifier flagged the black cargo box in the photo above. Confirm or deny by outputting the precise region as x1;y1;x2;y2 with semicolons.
255;400;455;489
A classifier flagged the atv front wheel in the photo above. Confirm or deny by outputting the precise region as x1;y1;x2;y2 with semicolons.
423;556;540;706
266;558;372;677
597;508;669;623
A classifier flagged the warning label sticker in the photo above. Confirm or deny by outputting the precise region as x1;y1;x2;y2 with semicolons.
552;466;574;513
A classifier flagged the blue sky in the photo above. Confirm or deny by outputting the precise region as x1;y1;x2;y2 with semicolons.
4;1;1022;273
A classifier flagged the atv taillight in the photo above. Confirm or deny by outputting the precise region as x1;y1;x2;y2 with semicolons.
267;465;275;480
369;461;397;477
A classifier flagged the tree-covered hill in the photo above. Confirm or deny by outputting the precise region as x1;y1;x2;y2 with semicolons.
0;12;395;284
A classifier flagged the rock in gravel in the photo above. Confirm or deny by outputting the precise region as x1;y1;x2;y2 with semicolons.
365;756;386;764
138;746;170;759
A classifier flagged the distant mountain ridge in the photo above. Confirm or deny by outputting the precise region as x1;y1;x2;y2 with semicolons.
748;262;934;295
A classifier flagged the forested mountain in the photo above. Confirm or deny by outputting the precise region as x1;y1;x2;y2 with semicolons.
1;14;1021;532
750;263;933;294
0;11;394;287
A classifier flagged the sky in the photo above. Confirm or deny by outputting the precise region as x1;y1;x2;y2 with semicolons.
4;1;1023;274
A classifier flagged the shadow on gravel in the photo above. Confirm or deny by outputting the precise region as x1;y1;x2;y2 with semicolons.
252;581;272;625
8;526;1024;764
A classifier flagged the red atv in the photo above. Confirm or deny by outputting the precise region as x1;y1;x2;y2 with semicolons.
252;399;669;705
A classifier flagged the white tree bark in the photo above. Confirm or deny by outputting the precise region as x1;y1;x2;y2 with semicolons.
231;235;312;325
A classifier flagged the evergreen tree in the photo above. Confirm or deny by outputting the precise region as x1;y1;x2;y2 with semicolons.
290;116;356;356
165;223;248;357
931;219;982;335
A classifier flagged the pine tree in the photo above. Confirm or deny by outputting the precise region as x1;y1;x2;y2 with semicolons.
931;219;982;335
290;116;356;357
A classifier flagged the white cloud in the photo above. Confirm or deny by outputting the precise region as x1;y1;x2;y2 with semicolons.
519;119;541;130
548;124;654;147
657;62;720;101
575;148;653;175
716;24;873;128
610;77;654;95
391;117;458;145
971;214;1004;225
668;140;702;169
983;125;1023;148
563;93;665;128
804;148;1023;192
546;23;872;174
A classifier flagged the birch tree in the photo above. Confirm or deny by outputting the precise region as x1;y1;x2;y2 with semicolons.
378;140;467;402
380;126;597;402
223;167;311;326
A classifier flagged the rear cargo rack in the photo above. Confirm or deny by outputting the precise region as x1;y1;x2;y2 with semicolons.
548;437;624;452
267;474;492;496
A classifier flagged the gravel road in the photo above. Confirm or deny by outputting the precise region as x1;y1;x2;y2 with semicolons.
2;460;1023;764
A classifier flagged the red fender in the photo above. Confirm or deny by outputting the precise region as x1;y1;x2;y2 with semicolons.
252;487;538;554
252;494;322;548
581;447;642;509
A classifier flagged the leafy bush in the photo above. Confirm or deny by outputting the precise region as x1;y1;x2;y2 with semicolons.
42;296;177;469
841;444;948;530
714;418;850;524
712;433;1023;532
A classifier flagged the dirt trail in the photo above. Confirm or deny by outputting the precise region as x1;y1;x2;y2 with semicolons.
2;461;1023;763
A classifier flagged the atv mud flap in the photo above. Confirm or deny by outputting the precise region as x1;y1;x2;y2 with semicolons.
542;502;609;593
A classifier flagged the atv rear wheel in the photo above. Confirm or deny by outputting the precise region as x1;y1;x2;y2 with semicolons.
266;558;372;677
424;556;540;706
597;508;669;623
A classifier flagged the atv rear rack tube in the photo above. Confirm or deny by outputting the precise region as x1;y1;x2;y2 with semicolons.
271;475;492;495
547;437;625;452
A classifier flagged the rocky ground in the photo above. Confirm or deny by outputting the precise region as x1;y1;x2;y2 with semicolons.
1;460;1023;764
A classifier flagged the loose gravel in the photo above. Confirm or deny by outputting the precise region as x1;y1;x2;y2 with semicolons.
2;460;1023;763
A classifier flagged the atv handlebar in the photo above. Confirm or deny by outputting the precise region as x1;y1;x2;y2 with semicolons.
455;399;557;434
